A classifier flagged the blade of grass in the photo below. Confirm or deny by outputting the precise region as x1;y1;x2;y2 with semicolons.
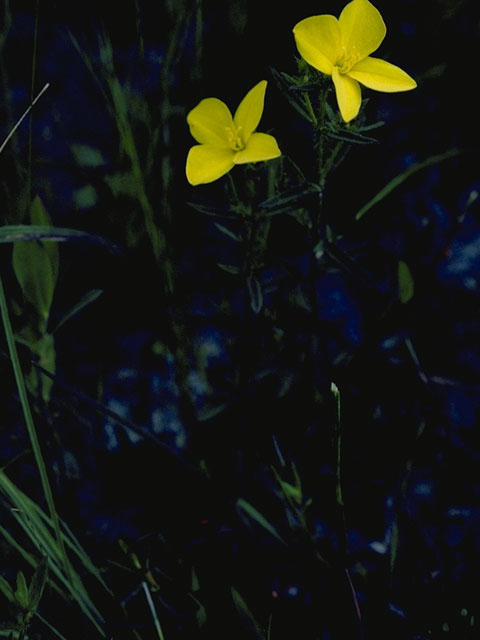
0;224;122;254
355;148;464;220
0;513;106;637
0;469;111;616
35;612;69;640
26;0;41;211
0;83;49;154
0;276;73;587
142;581;165;640
236;498;286;545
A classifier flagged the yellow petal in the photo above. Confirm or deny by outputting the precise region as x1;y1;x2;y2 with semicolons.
187;98;233;146
186;144;235;185
348;56;417;92
339;0;386;61
233;133;281;165
233;80;267;143
293;15;341;75
332;67;362;122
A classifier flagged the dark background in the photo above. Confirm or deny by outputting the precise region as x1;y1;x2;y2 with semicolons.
1;1;480;638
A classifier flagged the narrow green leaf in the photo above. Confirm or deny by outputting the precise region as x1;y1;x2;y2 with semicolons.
325;127;378;145
356;120;385;132
187;201;244;218
197;402;229;422
27;556;48;616
214;223;242;242
398;260;414;303
231;587;265;640
389;520;399;575
280;481;302;504
247;275;263;314
0;225;122;254
0;575;15;604
53;289;103;333
270;67;313;122
236;498;286;544
355;149;464;221
217;263;240;275
259;183;321;213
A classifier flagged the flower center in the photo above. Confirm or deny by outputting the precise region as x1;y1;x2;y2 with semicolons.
225;125;245;151
336;46;360;75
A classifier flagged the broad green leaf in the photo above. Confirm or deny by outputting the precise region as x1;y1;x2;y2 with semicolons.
71;144;105;168
14;571;28;609
11;198;59;325
30;196;59;286
398;260;414;303
30;196;59;282
104;172;138;198
73;185;98;209
12;235;55;324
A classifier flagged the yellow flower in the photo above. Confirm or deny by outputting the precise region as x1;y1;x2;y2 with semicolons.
186;80;281;185
293;0;417;122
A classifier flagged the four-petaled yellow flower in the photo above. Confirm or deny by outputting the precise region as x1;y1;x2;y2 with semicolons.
293;0;417;122
186;80;281;185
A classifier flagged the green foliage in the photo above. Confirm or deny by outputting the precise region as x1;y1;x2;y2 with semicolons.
12;196;58;328
231;587;265;640
0;469;109;637
236;498;286;545
355;148;463;220
70;143;106;168
1;1;471;638
398;260;415;303
0;556;48;638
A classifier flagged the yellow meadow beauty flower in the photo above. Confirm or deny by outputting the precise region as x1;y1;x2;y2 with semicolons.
186;80;281;185
293;0;417;122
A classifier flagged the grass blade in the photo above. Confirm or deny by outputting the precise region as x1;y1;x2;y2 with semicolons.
355;148;464;220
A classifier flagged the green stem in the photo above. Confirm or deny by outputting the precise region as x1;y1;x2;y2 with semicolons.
323;139;344;179
0;275;72;585
26;0;40;216
303;92;317;127
331;382;363;637
317;92;326;186
227;171;240;207
331;382;347;561
314;87;330;245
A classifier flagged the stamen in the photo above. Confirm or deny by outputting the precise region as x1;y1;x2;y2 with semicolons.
225;125;245;151
337;46;360;74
